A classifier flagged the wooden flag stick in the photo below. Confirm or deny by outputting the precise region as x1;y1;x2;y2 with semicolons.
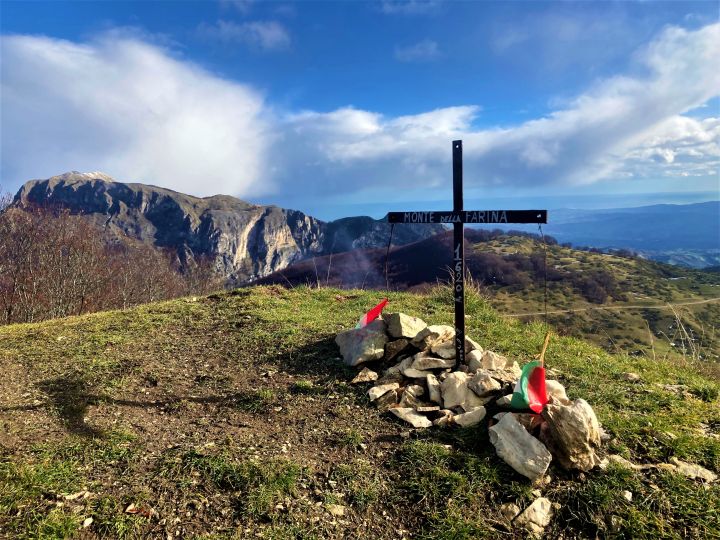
538;331;552;366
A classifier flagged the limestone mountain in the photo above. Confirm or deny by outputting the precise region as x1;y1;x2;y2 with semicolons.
12;172;445;283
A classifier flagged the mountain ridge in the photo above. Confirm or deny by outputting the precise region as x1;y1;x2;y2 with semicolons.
12;172;445;284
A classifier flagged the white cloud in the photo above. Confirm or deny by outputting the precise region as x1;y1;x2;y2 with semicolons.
274;23;720;194
197;20;290;50
1;23;718;203
394;39;441;62
1;34;272;197
380;1;441;15
219;0;254;14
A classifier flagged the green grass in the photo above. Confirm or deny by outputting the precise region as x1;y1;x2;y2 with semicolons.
1;284;718;538
160;449;303;519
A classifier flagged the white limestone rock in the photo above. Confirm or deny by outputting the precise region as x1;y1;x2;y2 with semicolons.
468;370;502;397
368;383;400;402
390;407;432;428
426;374;442;404
454;406;487;427
398;384;426;408
514;497;553;536
666;457;717;482
411;352;455;371
387;357;427;379
351;367;378;384
465;336;483;353
545;380;570;405
411;325;454;350
467;349;483;372
431;340;456;359
495;394;513;406
499;502;521;522
374;388;398;411
489;413;552;481
541;398;602;472
384;312;427;339
433;409;454;426
335;319;388;366
488;362;522;384
440;372;489;411
481;350;509;370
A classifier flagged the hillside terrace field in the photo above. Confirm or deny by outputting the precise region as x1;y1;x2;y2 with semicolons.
481;237;720;361
1;286;718;539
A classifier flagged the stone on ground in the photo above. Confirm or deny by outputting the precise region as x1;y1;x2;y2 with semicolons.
384;338;410;361
368;383;400;402
480;350;508;370
433;409;454;426
488;362;522;384
411;352;455;370
467;349;483;372
454;406;486;427
666;457;717;482
426;374;442;404
440;371;488;411
384;312;427;339
541;398;601;471
499;502;521;522
545;380;570;404
351;367;378;384
489;413;552;481
430;340;455;359
411;325;454;350
374;388;398;411
390;407;433;428
468;370;501;397
514;497;553;536
335;319;388;366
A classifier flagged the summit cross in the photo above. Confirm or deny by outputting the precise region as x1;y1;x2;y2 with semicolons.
388;140;548;368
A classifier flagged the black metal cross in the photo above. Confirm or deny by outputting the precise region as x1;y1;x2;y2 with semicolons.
388;140;548;367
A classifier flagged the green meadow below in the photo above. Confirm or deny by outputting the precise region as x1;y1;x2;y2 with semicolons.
0;286;718;539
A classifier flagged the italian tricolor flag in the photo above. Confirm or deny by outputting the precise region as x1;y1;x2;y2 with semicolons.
356;298;388;329
510;360;548;413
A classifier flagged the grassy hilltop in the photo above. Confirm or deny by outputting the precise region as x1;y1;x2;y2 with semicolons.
1;286;718;539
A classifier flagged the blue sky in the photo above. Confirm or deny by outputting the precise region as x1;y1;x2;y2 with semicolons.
1;0;719;219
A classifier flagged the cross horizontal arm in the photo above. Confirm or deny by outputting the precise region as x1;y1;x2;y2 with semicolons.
388;210;547;224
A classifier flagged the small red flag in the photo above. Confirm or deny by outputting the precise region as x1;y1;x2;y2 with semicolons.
356;298;388;328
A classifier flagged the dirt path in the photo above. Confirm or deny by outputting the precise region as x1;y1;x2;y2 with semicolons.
505;296;720;317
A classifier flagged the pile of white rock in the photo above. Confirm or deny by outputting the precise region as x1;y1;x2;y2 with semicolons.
336;312;604;482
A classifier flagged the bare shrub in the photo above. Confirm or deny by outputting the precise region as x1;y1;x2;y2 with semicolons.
0;204;223;325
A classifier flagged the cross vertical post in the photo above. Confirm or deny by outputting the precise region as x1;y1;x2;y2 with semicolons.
387;140;547;370
452;140;465;368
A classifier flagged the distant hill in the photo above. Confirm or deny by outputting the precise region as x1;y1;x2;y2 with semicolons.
12;172;445;284
493;202;720;268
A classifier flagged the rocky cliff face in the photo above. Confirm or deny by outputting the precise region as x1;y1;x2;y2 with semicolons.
13;172;445;284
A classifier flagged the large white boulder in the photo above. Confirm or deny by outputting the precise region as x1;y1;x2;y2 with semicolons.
489;413;552;481
440;372;488;411
541;398;601;471
384;312;427;339
335;319;388;366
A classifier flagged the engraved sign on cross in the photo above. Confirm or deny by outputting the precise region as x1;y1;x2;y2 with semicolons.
388;140;548;368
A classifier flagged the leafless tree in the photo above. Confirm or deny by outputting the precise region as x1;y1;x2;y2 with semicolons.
0;202;225;326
